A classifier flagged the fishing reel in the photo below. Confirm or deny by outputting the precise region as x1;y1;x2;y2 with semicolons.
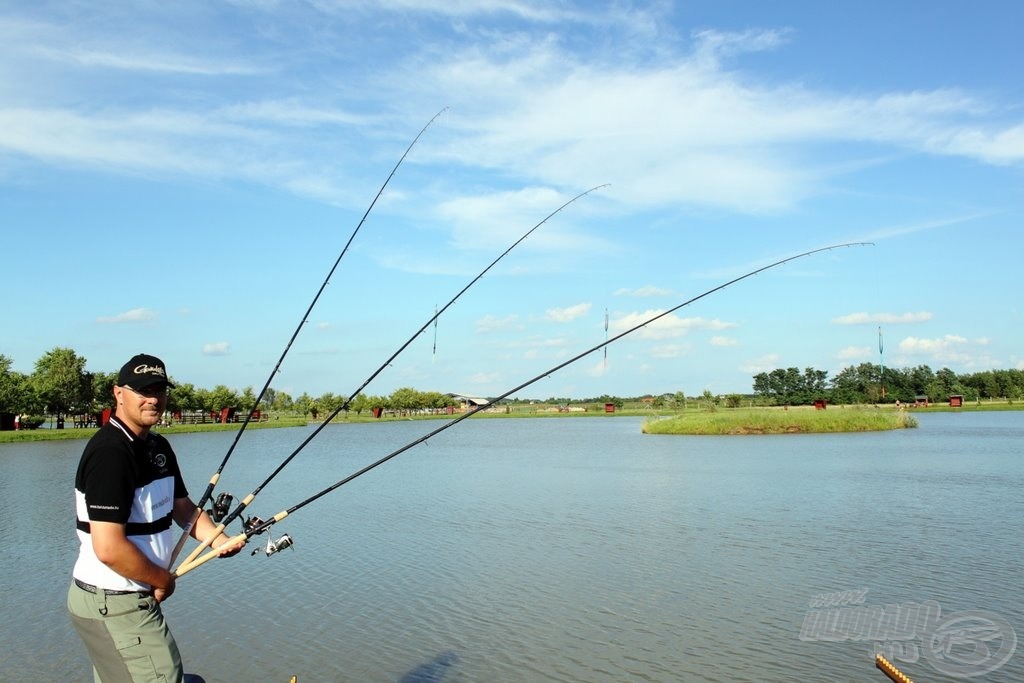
242;514;295;557
251;533;295;557
243;515;268;536
208;492;233;523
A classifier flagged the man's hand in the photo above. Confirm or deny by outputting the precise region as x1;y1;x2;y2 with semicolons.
215;535;246;558
153;572;176;603
91;520;178;601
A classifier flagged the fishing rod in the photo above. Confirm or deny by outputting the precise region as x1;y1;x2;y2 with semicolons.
175;184;610;570
170;107;449;566
175;241;871;576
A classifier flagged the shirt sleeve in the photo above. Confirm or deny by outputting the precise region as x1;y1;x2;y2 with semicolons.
80;447;135;524
156;434;189;499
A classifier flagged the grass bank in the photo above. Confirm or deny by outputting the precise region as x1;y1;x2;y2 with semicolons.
0;416;309;444
642;406;918;435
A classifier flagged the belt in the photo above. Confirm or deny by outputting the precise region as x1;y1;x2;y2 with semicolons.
74;577;149;596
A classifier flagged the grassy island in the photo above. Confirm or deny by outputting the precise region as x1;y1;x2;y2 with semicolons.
642;406;918;435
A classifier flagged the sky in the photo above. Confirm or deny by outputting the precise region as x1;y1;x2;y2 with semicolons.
1;0;1021;401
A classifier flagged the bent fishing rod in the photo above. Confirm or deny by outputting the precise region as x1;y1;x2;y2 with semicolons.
175;241;872;576
176;184;610;570
170;107;449;566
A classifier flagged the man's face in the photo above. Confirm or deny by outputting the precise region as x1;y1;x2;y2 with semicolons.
113;384;168;432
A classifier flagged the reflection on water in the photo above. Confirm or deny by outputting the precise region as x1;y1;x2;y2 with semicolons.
2;412;1022;682
399;650;459;683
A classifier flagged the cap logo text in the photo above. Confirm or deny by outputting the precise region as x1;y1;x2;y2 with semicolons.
134;364;167;378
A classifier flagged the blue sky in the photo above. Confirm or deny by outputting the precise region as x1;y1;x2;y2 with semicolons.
2;1;1021;400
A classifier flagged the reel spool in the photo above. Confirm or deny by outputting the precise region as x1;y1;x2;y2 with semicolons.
208;492;233;523
243;515;268;536
252;533;295;557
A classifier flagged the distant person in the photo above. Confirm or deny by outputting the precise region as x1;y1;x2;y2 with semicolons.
68;353;244;682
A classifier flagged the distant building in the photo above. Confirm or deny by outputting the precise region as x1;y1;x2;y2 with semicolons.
446;393;493;411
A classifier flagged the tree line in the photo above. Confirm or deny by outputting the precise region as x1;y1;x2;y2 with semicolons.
0;347;460;428
751;363;1024;406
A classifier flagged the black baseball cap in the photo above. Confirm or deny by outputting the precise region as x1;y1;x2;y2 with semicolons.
118;353;175;390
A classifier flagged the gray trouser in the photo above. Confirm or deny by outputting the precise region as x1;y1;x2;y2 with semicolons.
67;581;184;683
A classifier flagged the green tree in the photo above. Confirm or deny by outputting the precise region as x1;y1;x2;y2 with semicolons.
830;363;881;404
269;388;293;411
752;372;772;400
389;387;424;412
421;391;454;410
802;368;829;403
293;392;314;418
349;393;371;415
206;385;240;412
700;389;717;410
926;367;962;402
168;382;200;412
239;386;257;411
316;392;348;416
32;347;90;427
0;355;30;414
263;387;277;410
90;371;117;412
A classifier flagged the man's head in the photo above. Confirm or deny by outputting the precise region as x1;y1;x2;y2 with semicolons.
117;353;174;393
114;354;173;433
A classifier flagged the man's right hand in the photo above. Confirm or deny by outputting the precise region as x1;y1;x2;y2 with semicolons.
153;570;176;603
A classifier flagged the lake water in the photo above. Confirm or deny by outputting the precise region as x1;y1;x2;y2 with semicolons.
1;411;1021;682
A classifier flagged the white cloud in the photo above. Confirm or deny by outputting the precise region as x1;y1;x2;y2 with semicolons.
475;314;520;333
468;370;501;385
740;353;780;374
614;285;672;297
40;46;261;76
202;342;231;356
546;302;590;322
2;11;1020;227
837;345;872;360
527;337;569;349
435;186;611;254
899;335;967;354
610;311;736;340
96;308;156;323
585;359;608;377
650;344;689;358
832;311;933;325
709;336;737;347
895;334;993;368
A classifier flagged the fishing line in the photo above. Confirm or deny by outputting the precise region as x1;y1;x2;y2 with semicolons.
175;184;610;570
170;107;449;566
175;241;872;577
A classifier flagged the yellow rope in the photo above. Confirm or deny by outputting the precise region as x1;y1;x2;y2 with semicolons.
875;653;914;682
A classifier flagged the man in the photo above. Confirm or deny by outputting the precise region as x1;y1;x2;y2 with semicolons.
68;353;244;682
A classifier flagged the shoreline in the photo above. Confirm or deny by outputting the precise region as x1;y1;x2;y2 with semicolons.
3;402;1022;444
